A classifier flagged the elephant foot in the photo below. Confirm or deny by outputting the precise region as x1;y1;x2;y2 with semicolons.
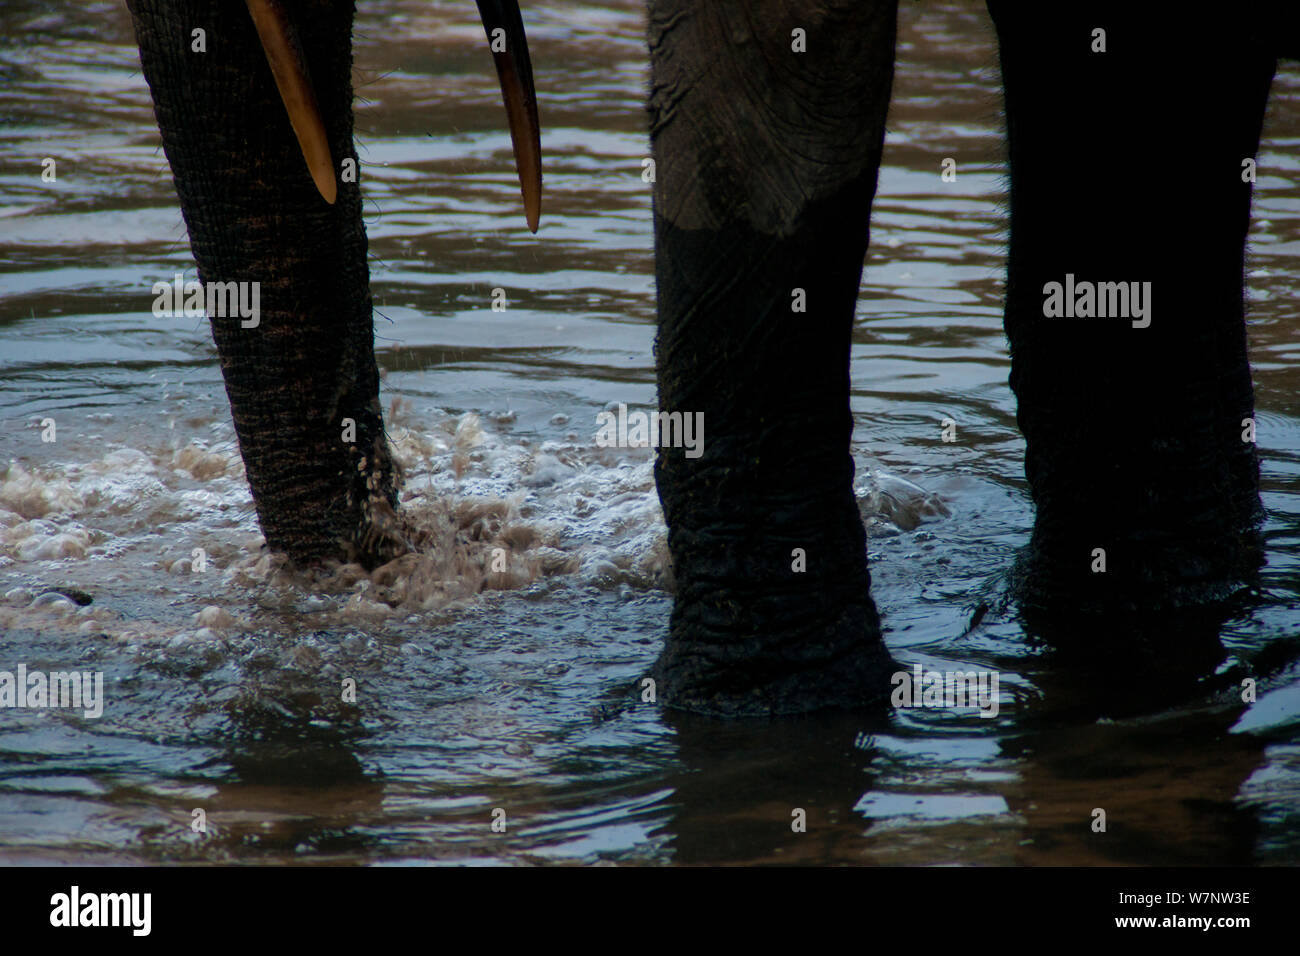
344;492;410;571
651;489;897;717
341;418;411;570
1009;522;1264;629
653;603;896;718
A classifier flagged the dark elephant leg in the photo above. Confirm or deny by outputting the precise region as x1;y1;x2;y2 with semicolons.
128;0;404;566
987;3;1274;621
647;0;899;715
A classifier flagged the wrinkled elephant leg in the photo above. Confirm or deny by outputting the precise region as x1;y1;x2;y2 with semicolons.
987;3;1274;624
128;0;404;566
647;0;898;715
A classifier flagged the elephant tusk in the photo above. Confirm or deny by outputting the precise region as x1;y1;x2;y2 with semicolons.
474;0;543;232
245;0;338;205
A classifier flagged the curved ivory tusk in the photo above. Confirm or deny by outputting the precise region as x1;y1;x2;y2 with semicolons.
474;0;543;232
245;0;338;204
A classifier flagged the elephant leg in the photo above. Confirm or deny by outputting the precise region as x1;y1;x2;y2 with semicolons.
987;3;1275;620
647;0;899;715
128;0;404;566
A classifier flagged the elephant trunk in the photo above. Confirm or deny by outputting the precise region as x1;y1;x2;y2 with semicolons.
128;0;405;567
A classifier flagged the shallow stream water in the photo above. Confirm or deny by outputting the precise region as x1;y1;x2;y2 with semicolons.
1;0;1298;864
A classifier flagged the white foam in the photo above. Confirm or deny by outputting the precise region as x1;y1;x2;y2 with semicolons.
2;405;946;639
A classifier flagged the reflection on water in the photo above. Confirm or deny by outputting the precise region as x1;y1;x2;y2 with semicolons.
0;0;1298;864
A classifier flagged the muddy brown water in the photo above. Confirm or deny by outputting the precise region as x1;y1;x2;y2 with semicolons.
0;0;1298;864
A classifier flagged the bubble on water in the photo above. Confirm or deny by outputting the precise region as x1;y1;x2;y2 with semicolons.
87;474;170;516
15;529;89;561
341;593;393;621
856;468;950;533
171;441;235;481
522;453;573;488
30;590;77;613
3;587;35;607
195;605;238;630
0;463;84;518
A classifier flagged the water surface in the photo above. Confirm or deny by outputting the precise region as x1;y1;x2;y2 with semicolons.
1;0;1298;864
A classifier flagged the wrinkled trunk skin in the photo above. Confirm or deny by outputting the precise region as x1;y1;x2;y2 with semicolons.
128;0;405;567
988;3;1273;632
647;0;898;715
